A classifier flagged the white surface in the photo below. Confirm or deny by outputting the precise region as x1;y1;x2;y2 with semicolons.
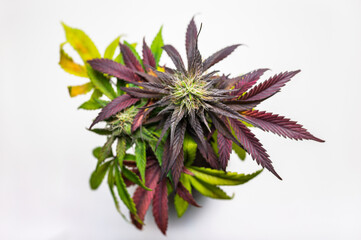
1;0;360;239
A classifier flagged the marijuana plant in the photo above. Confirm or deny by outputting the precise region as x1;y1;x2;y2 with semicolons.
59;18;323;235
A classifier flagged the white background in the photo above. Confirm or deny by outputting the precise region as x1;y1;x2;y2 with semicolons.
1;0;360;239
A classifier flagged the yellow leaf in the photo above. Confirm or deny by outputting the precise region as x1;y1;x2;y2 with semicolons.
157;66;165;72
68;82;93;97
61;22;100;62
59;43;87;77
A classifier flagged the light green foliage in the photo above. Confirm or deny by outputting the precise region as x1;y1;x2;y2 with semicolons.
90;160;111;189
104;36;121;59
135;139;147;183
122;167;151;191
98;136;115;163
93;145;112;162
211;130;219;156
183;134;197;166
135;127;164;165
188;175;233;199
188;167;263;186
116;137;126;167
89;128;113;136
124;153;136;161
114;164;138;215
78;89;108;110
114;52;124;65
150;26;164;66
232;143;246;161
87;65;117;100
174;174;192;217
107;163;127;220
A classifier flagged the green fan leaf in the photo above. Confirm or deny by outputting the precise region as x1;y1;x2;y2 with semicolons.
89;128;112;136
87;65;117;100
122;167;151;191
114;52;124;65
116;137;126;167
135;139;147;183
104;36;121;59
61;23;100;62
114;164;138;214
78;89;108;110
174;174;192;217
183;133;197;166
98;136;115;163
188;176;233;199
134;127;158;142
232;143;246;161
124;153;136;161
188;167;262;186
78;98;108;110
150;26;164;66
92;147;102;159
149;141;164;166
90;160;111;189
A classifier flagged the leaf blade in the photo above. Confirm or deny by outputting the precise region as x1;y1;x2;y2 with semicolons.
104;36;121;59
135;139;147;183
61;23;100;62
189;166;263;185
86;65;117;100
150;26;164;66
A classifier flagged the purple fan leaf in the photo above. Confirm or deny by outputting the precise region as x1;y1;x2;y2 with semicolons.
228;68;269;96
185;17;197;60
152;178;169;235
120;87;164;99
241;70;301;102
228;118;282;180
163;45;187;74
88;58;140;83
176;182;201;207
242;110;325;142
171;148;184;188
120;43;143;72
203;44;241;71
142;39;156;70
217;132;233;170
130;164;161;229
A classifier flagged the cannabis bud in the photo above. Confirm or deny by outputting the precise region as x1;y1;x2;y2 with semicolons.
59;18;323;234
